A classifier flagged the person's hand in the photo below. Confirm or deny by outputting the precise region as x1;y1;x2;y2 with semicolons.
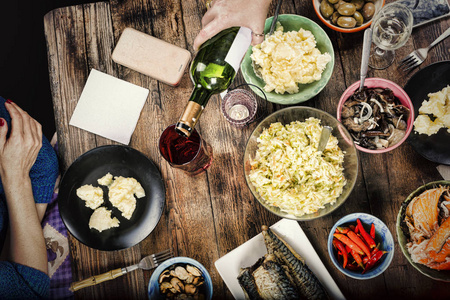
0;100;42;182
193;0;272;50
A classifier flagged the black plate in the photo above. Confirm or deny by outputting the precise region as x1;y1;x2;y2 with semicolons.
58;145;165;251
405;61;450;165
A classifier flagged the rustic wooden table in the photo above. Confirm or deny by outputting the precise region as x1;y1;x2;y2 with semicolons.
43;0;449;299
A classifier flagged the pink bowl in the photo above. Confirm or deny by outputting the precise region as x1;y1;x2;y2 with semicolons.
337;78;414;154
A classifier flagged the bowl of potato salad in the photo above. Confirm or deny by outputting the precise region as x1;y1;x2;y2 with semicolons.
241;14;334;105
244;106;359;221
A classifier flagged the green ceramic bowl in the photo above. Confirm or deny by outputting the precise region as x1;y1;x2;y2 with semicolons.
396;180;450;282
241;14;335;105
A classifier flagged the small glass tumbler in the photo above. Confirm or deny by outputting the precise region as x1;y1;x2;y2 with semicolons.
159;124;213;175
221;89;258;127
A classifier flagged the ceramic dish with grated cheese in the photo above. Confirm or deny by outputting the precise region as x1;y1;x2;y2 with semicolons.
244;107;359;221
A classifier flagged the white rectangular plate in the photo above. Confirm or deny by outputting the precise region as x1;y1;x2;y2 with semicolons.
214;218;346;300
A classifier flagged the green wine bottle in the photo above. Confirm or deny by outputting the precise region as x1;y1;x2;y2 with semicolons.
175;27;252;137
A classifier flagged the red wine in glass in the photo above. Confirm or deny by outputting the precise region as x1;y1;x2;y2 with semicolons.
159;124;212;174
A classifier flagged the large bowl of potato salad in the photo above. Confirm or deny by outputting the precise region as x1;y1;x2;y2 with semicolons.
241;14;335;105
244;106;359;221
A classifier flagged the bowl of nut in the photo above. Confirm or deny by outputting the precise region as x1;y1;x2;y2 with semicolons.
148;257;213;300
312;0;385;33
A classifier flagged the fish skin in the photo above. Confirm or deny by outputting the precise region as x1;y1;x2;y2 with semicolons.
253;254;300;300
237;267;263;300
262;226;328;300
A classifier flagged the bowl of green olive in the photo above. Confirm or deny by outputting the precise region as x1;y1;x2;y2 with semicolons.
312;0;385;33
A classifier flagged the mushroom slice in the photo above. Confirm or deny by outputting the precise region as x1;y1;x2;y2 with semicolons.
376;138;389;149
170;277;185;293
174;266;190;281
186;274;195;284
160;282;173;293
159;270;171;283
186;265;202;277
185;284;197;295
387;128;405;146
393;116;407;130
193;276;204;286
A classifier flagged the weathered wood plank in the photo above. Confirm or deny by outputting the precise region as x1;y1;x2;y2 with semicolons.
44;5;95;170
110;0;223;295
45;3;146;299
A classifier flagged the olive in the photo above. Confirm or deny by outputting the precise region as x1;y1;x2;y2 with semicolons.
320;0;335;19
351;0;365;10
334;0;346;10
353;11;364;26
328;0;339;4
338;3;357;16
337;16;357;28
331;11;340;25
362;3;376;21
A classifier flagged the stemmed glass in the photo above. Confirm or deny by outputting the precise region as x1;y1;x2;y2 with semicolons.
368;2;414;70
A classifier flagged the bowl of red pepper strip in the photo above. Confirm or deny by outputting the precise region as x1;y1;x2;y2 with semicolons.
328;213;394;279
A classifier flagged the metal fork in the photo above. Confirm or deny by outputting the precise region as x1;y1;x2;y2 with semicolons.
70;249;173;292
399;27;450;71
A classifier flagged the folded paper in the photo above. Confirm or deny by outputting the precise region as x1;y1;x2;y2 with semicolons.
437;165;450;181
69;69;149;144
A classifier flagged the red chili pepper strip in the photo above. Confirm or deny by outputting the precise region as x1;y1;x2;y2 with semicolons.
345;263;362;271
354;225;359;234
349;249;364;269
357;233;370;249
371;247;379;256
337;226;351;234
362;256;369;265
347;230;372;258
357;219;376;249
334;233;364;255
362;251;387;274
335;228;340;233
333;238;348;268
349;224;356;231
370;223;376;239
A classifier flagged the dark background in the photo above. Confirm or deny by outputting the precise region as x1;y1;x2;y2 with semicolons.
0;0;101;139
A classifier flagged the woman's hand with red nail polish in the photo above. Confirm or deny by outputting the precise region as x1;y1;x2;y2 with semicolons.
0;101;42;182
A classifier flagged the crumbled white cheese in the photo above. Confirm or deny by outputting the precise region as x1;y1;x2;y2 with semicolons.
97;172;113;186
414;86;450;135
76;184;104;210
108;176;145;220
413;115;443;136
89;207;120;232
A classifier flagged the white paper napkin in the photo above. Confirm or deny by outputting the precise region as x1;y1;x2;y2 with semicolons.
437;165;450;181
69;69;149;144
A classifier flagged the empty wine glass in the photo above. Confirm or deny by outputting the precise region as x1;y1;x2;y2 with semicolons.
368;3;413;70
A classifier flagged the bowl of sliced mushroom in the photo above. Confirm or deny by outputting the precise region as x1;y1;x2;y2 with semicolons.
148;257;213;300
337;77;414;153
312;0;385;33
